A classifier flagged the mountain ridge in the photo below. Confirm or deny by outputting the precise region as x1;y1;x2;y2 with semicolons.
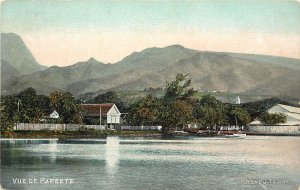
1;33;47;75
1;33;299;99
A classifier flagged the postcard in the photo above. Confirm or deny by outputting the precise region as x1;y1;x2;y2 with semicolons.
1;1;300;190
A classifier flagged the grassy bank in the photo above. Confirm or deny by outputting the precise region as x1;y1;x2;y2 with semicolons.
1;130;162;139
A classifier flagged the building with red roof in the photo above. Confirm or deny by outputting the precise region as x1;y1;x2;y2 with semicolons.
81;103;121;127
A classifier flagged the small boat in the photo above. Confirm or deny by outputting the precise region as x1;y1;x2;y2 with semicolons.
224;134;246;138
174;130;188;134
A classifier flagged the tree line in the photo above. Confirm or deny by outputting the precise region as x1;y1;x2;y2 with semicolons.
1;89;82;131
1;74;287;133
125;74;287;133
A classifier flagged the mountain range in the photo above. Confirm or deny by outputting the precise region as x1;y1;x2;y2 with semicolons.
1;33;300;99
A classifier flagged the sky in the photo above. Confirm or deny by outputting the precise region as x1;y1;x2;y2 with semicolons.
1;0;300;66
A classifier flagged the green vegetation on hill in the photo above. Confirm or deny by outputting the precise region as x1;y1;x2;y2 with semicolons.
2;33;299;99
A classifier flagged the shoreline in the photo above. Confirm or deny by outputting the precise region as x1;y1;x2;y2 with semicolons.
1;130;300;139
244;132;300;136
0;130;163;139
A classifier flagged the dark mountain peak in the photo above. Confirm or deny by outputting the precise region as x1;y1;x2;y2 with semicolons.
115;44;198;70
144;44;188;53
136;44;188;55
1;33;23;41
87;57;98;63
85;57;107;65
67;57;106;69
1;33;32;55
1;32;46;75
164;44;185;50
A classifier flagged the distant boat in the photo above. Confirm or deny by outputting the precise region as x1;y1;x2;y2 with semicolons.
224;134;246;138
174;130;188;134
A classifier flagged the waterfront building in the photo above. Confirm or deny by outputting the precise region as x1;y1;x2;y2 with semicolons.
249;104;300;134
81;103;121;129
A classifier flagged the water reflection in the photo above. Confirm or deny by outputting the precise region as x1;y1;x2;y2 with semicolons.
105;137;120;175
0;138;58;145
48;140;58;163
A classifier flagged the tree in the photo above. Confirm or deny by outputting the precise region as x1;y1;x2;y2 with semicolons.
0;88;52;130
259;113;287;125
164;74;196;101
1;95;19;121
17;88;41;123
36;95;51;111
2;88;49;123
49;91;82;124
127;95;161;126
127;74;197;134
242;98;282;119
158;74;197;133
228;106;251;127
0;109;15;132
194;94;228;132
159;100;195;133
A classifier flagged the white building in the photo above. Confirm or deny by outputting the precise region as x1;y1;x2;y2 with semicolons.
49;110;59;119
249;104;300;134
106;104;121;124
81;103;121;128
267;104;300;125
236;96;241;104
250;104;300;126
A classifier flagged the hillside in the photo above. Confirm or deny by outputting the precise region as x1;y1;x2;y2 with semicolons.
2;57;110;94
63;49;300;98
1;60;20;81
1;34;299;99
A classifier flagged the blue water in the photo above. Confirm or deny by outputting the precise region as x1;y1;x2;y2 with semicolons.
1;136;300;190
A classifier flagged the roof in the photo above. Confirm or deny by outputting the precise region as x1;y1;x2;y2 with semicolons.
250;104;300;126
249;119;299;126
286;112;300;121
49;110;59;119
81;103;115;116
43;109;58;115
250;119;261;125
277;104;300;114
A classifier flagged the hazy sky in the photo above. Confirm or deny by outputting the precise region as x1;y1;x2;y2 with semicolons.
1;0;300;66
